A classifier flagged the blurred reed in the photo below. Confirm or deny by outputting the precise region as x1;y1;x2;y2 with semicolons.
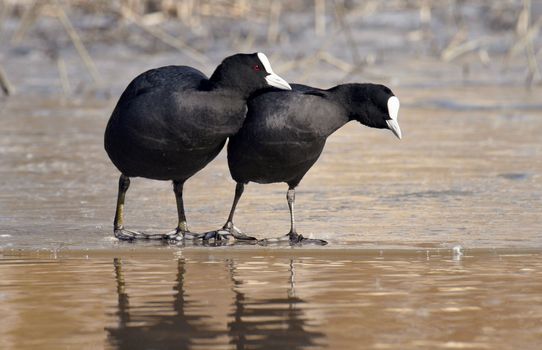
0;0;540;96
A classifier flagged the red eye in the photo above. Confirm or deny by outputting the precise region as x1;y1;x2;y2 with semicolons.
253;64;261;71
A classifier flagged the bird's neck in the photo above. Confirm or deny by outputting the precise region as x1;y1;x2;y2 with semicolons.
199;78;249;100
326;105;350;136
328;84;374;124
304;90;351;137
319;88;356;129
207;64;252;99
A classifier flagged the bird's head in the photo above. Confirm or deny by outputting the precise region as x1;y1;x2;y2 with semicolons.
210;52;291;96
338;83;402;140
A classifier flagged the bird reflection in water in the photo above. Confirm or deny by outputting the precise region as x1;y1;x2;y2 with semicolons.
227;259;325;349
107;258;222;349
107;258;324;349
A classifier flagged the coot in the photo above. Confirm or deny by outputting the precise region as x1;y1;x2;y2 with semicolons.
104;53;291;241
207;83;401;244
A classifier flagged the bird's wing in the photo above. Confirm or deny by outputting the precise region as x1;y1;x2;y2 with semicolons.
246;90;339;142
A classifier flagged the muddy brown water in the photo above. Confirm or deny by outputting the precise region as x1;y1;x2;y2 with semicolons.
1;249;542;349
1;86;541;348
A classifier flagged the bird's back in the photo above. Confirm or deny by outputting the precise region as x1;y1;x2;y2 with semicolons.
117;65;206;102
104;65;245;180
106;65;207;143
228;86;345;186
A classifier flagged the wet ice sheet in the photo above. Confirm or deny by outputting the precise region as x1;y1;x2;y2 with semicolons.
1;86;541;250
0;249;541;349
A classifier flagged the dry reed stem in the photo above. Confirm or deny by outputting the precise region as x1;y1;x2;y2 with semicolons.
319;51;353;72
56;56;71;95
509;17;542;57
440;27;468;59
235;31;255;53
267;0;281;44
315;0;326;37
0;0;13;40
140;12;166;26
10;1;101;86
3;1;541;88
120;4;209;66
0;63;13;95
441;39;483;62
478;48;490;66
506;0;541;85
54;1;102;85
333;0;361;67
11;0;42;43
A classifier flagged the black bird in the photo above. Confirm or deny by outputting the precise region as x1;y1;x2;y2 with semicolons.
104;53;291;241
205;83;402;244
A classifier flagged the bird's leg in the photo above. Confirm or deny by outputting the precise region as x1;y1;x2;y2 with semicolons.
224;183;257;241
113;174;152;240
286;187;302;242
259;186;327;245
202;183;256;241
167;180;199;240
286;187;327;245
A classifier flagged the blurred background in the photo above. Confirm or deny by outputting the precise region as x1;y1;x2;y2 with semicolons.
0;0;541;98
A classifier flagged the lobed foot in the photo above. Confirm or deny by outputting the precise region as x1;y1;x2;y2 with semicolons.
165;229;202;242
115;227;197;242
114;228;162;241
201;222;257;242
201;229;232;241
259;231;327;246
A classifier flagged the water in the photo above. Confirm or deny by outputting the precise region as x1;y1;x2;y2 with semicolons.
1;84;541;350
1;249;541;349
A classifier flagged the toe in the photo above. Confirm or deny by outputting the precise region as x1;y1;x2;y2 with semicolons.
232;232;257;241
299;237;328;246
203;231;217;240
217;232;231;240
183;231;202;240
114;229;135;241
162;230;179;240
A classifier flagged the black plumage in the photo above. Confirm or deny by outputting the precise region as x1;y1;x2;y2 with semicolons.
209;83;402;244
104;53;291;241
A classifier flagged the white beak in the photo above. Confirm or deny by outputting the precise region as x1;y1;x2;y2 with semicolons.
257;52;291;90
386;96;401;139
265;73;292;90
386;119;402;139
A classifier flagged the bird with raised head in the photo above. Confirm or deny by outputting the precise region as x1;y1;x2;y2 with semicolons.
104;52;291;241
